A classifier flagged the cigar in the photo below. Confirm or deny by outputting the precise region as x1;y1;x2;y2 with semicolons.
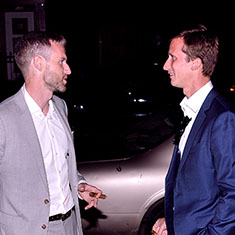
89;192;106;199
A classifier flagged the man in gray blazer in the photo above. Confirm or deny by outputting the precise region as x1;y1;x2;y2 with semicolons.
0;31;102;235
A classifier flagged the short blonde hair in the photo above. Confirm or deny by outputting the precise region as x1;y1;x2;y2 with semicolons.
14;31;66;77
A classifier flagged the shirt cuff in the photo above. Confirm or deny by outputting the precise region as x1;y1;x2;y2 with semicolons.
77;180;87;200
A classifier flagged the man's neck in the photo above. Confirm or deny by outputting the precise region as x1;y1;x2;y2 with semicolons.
25;82;52;115
183;76;210;98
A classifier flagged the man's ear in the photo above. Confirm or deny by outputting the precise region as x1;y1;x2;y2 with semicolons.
32;55;46;72
191;57;202;71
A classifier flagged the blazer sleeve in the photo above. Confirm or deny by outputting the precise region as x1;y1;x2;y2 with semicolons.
200;111;235;234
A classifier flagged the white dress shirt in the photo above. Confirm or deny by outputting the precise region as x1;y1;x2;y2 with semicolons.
22;85;74;216
178;81;213;156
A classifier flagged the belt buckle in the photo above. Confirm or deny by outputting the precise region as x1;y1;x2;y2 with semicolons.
62;208;72;221
49;206;74;222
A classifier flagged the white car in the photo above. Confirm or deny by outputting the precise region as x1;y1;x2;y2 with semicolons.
78;123;174;234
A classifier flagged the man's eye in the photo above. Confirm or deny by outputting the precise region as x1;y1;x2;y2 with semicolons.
59;59;67;65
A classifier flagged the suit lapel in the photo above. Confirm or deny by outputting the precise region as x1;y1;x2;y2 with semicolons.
51;97;73;144
15;90;49;190
51;97;76;184
178;88;219;172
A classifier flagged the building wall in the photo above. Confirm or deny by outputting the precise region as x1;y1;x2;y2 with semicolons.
0;0;45;81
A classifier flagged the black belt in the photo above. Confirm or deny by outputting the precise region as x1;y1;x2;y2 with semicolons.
49;206;75;222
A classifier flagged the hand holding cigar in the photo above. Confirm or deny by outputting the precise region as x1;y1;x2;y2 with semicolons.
89;192;106;199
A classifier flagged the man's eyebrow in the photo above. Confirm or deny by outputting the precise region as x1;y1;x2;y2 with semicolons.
61;57;67;61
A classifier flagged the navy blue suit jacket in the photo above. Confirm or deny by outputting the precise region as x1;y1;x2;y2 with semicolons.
165;88;235;235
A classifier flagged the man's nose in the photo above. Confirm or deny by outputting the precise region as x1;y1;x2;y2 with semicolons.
64;63;71;75
163;59;170;71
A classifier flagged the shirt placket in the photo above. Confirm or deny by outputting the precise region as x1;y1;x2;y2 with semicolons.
46;115;67;213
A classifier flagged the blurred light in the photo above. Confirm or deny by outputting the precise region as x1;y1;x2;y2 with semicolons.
135;113;149;117
74;104;85;110
230;88;235;92
138;99;147;103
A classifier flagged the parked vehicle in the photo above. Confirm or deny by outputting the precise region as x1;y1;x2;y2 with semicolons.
77;115;175;235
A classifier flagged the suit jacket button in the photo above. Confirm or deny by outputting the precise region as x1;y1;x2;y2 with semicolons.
44;199;49;204
41;224;47;229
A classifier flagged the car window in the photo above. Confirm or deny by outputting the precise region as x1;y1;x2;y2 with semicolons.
69;102;180;162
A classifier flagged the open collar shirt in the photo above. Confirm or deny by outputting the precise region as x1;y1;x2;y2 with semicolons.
178;81;213;156
22;85;74;216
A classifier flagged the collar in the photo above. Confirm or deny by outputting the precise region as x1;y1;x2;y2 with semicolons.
22;84;55;119
180;81;213;118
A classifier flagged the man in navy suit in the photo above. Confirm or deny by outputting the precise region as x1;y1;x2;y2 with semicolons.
152;25;235;234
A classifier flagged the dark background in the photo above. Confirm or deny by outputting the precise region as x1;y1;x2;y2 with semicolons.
1;1;234;161
44;3;234;161
44;3;234;103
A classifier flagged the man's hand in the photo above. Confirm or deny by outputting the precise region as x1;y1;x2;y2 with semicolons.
78;183;102;210
152;218;168;235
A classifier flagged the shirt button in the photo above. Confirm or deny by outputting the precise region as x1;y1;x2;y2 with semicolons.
41;224;47;229
44;199;49;204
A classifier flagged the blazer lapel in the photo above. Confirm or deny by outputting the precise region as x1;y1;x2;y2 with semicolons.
51;98;73;144
178;88;219;172
51;97;76;183
15;90;49;190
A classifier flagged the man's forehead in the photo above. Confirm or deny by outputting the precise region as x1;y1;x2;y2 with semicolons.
169;37;185;54
50;41;65;53
170;37;184;49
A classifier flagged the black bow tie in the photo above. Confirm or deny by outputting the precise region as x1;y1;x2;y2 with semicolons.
173;116;192;145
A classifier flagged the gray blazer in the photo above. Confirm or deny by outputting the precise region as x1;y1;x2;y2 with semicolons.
0;88;85;235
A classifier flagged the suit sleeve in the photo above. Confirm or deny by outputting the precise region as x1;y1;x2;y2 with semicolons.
201;111;235;234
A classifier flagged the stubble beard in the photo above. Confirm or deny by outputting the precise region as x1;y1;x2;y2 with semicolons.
43;71;67;93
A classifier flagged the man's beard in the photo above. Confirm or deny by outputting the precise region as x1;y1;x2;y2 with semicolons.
43;72;67;93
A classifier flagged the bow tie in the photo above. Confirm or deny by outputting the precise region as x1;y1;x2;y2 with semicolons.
173;116;192;145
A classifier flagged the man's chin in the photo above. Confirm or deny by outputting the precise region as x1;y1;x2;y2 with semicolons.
170;79;182;89
170;79;177;87
54;85;67;94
